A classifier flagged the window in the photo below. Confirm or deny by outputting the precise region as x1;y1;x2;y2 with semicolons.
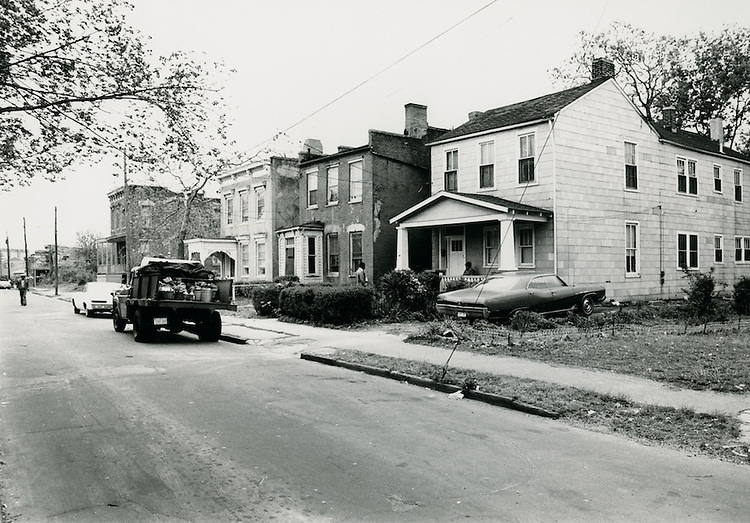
306;171;318;207
327;234;339;273
518;226;534;266
677;157;697;195
349;160;363;202
714;235;723;264
677;233;699;270
306;236;316;275
736;237;750;263
240;191;249;222
483;226;498;266
735;169;743;203
224;194;233;224
479;142;494;188
714;165;722;193
626;222;639;275
256;241;266;276
241;243;250;275
140;203;152;228
350;232;363;272
444;149;458;191
327;165;339;204
624;142;638;190
255;187;265;220
519;133;535;183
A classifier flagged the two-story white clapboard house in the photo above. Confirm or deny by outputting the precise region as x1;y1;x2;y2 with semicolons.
390;59;750;301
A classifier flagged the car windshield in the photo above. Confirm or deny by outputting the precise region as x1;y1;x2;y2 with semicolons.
476;277;521;291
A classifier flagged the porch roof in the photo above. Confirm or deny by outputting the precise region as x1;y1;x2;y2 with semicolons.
390;191;552;227
275;220;325;235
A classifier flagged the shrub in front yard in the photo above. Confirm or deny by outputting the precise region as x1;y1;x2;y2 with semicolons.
682;268;724;333
376;270;440;321
510;310;558;332
280;285;374;324
442;278;474;292
734;276;750;320
251;284;282;316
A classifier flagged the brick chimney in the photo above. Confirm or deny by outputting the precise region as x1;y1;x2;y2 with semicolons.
468;111;483;120
298;138;324;162
591;57;615;81
661;107;678;132
404;103;428;139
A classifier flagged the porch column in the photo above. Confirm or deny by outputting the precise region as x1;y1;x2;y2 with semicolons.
395;226;410;270
499;220;517;271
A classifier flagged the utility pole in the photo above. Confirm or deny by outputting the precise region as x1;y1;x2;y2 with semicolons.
54;206;59;296
123;149;132;271
5;235;10;279
23;217;29;283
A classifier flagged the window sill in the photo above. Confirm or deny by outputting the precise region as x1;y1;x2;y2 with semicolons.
676;192;698;198
307;205;318;210
326;202;339;207
624;187;639;193
349;199;362;204
625;273;640;279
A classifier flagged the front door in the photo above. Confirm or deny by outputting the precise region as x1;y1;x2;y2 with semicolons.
285;237;295;276
445;236;465;276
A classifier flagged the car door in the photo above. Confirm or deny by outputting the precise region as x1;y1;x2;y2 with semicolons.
526;276;553;312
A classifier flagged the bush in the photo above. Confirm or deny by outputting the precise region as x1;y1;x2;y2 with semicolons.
682;268;724;333
251;284;282;316
510;310;558;332
279;285;375;325
734;276;750;317
376;270;441;321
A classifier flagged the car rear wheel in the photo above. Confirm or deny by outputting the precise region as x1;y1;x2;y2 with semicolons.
72;301;80;314
133;309;154;342
198;311;222;342
113;307;126;332
579;296;595;317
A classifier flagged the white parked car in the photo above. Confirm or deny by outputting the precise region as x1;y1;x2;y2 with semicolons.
72;282;124;317
0;279;11;290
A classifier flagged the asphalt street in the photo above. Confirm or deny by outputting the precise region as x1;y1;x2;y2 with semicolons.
2;290;750;521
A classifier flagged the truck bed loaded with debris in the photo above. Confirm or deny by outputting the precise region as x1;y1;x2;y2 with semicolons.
112;257;237;342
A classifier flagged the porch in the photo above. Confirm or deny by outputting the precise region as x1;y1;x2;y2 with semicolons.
390;191;553;279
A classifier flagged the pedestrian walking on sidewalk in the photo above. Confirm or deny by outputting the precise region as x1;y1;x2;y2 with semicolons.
17;275;29;306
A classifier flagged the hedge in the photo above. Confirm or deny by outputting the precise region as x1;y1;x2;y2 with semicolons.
279;285;375;324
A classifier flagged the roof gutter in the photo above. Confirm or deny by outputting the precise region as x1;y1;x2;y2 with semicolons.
658;138;750;167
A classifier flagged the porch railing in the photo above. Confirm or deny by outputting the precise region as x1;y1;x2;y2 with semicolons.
439;275;485;292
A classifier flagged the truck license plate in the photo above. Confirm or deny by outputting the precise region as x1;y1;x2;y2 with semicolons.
154;317;168;326
457;312;467;318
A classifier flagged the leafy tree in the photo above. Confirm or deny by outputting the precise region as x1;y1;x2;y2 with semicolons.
734;276;750;326
75;230;98;276
667;27;750;151
550;22;680;121
551;23;750;152
1;0;232;188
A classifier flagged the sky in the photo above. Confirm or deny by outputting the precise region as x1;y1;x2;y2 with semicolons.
1;0;748;252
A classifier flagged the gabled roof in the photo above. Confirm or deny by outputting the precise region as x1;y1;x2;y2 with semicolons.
390;191;551;224
432;77;610;143
651;123;750;164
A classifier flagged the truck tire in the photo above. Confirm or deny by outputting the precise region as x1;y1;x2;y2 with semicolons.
112;307;127;332
198;311;222;342
133;309;153;342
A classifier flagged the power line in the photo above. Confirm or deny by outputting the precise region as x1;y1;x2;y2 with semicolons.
245;0;504;155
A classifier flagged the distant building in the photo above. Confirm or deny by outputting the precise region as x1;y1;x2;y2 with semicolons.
280;104;446;284
98;184;220;281
185;156;299;280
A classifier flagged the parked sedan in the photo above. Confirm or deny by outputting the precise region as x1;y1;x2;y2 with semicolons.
436;272;606;322
0;279;11;290
71;282;124;317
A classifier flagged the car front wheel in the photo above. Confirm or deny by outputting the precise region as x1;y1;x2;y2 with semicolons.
72;301;80;314
579;296;595;317
113;307;126;332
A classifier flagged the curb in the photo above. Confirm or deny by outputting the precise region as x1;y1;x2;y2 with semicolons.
300;352;560;419
220;333;249;344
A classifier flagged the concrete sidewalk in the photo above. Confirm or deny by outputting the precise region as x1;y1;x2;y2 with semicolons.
222;317;750;419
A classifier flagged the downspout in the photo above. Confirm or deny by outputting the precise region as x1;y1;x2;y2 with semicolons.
550;118;558;275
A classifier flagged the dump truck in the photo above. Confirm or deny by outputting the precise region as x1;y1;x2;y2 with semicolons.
112;257;237;342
